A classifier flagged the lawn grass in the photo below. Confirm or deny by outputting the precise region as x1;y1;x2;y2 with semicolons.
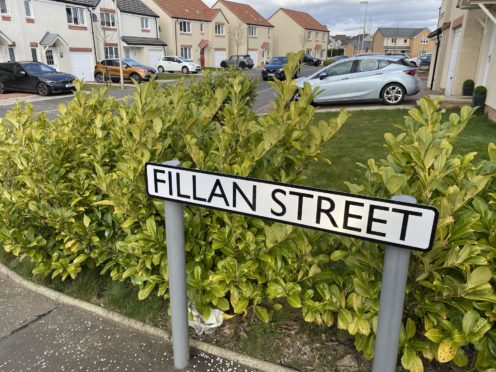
302;108;496;192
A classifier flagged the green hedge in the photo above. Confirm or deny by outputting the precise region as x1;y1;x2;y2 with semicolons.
1;52;496;371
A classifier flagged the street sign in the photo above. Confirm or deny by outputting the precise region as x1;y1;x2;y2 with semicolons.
145;162;438;251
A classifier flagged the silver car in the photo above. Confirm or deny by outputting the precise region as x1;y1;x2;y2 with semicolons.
295;56;421;105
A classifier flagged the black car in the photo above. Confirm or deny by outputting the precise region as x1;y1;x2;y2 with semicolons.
302;54;321;66
0;62;76;96
261;56;299;81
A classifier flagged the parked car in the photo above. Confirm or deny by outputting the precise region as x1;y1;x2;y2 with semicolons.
157;56;201;74
261;56;300;81
295;55;421;105
330;55;348;62
419;53;432;66
386;53;420;67
94;58;156;83
220;55;254;69
0;61;76;96
303;54;321;66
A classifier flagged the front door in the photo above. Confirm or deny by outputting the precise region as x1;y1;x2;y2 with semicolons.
483;25;496;85
445;27;462;96
200;48;205;67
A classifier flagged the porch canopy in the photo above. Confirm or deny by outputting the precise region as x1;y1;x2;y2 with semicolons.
121;36;167;47
0;30;13;45
39;32;68;48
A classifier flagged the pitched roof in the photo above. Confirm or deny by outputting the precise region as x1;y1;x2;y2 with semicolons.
275;8;328;32
377;27;428;38
117;0;158;17
217;0;272;27
333;34;351;43
52;0;99;6
151;0;221;21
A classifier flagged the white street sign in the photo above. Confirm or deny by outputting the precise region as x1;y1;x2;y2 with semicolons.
145;163;438;251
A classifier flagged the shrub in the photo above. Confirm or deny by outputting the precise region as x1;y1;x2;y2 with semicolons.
474;85;487;97
463;79;475;89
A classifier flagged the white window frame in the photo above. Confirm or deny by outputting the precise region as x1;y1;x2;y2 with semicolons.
101;12;116;27
45;49;54;65
8;46;15;62
420;37;428;44
180;46;192;60
215;23;224;36
141;17;150;29
66;6;86;26
0;0;8;15
391;37;397;43
307;31;312;40
24;0;33;17
179;20;191;33
268;28;271;38
248;26;257;37
104;46;119;59
200;22;205;34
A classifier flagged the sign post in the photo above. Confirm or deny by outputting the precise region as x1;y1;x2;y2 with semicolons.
162;160;190;369
145;163;438;370
372;195;415;372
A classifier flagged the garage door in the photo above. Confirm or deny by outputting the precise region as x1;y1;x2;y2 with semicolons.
248;51;258;67
214;50;226;67
148;49;163;68
70;51;94;82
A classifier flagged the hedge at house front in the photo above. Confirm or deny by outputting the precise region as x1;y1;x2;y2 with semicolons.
1;52;496;371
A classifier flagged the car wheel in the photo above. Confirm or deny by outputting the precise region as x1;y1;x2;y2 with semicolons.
37;82;51;96
0;82;6;94
95;72;104;83
239;62;246;69
130;73;141;83
181;66;189;74
381;83;405;105
220;61;228;68
158;66;165;73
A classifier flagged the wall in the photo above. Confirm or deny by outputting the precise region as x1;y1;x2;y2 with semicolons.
410;29;435;56
269;10;304;56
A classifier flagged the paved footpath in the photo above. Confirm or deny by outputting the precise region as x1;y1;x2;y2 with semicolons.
0;269;260;372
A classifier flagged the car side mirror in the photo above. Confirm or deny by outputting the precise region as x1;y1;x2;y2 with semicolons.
19;70;27;76
319;72;327;80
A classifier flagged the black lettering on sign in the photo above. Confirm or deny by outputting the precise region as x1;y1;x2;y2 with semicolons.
316;196;338;227
343;201;364;233
233;182;257;211
392;208;423;241
208;179;230;206
176;172;191;199
192;175;207;202
271;189;287;216
289;191;314;221
168;170;173;195
153;169;166;193
366;205;388;237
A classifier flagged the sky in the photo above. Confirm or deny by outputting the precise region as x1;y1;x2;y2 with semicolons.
204;0;442;36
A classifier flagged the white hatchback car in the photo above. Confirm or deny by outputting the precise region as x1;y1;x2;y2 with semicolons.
157;56;201;74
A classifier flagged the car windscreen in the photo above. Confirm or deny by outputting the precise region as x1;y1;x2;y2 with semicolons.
269;57;287;65
23;63;56;75
122;58;141;66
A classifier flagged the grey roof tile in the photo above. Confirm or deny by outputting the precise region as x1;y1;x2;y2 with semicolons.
117;0;158;17
377;27;427;38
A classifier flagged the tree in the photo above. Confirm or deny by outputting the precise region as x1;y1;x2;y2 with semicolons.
230;23;246;55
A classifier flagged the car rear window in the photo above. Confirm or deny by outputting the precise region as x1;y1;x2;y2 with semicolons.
0;63;14;74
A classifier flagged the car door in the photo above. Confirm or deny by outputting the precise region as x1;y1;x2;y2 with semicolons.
348;59;387;100
159;57;170;71
0;63;16;91
312;60;355;103
12;64;37;92
173;58;183;72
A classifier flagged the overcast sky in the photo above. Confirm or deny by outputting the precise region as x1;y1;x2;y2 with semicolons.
205;0;442;35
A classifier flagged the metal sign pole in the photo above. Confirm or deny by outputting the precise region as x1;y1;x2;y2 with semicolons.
372;195;416;372
163;160;190;369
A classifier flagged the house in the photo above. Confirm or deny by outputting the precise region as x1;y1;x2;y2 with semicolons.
343;34;373;55
141;0;229;67
428;0;496;121
372;27;434;56
328;34;350;49
95;0;166;69
268;8;329;59
211;0;273;66
0;0;97;79
0;0;166;81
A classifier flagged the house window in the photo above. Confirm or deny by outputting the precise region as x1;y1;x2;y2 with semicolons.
141;17;149;29
0;0;8;14
320;50;325;58
8;47;15;62
248;26;257;37
306;48;312;55
180;47;191;60
403;39;407;43
179;20;191;33
24;0;32;17
200;22;204;34
420;37;428;44
391;38;397;43
101;12;115;27
45;49;54;65
31;48;38;62
418;49;427;56
66;6;85;26
104;46;119;59
268;28;271;38
215;23;224;35
307;31;312;40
